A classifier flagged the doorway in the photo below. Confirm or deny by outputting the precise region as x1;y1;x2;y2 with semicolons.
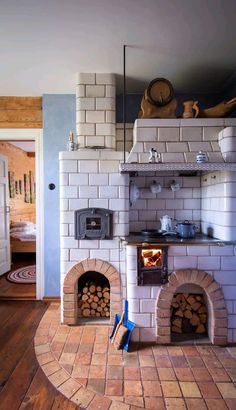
0;129;43;300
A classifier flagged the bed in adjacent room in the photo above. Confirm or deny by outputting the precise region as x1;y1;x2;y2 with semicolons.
10;221;36;254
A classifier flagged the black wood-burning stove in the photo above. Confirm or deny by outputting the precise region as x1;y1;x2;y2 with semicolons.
137;246;168;285
75;208;113;239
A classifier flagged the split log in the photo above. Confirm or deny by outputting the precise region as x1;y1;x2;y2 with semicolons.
171;293;207;335
173;318;182;328
184;310;192;319
175;310;184;317
83;309;90;317
82;294;89;302
196;324;205;333
172;325;182;333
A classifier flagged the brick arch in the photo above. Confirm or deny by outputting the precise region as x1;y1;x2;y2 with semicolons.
63;258;122;325
156;269;228;346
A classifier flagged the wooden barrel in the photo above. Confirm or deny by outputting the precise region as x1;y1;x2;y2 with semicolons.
147;78;174;107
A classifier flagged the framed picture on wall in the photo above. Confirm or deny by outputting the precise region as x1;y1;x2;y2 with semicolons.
8;171;15;198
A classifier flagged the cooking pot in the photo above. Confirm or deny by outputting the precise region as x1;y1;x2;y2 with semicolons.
175;220;196;238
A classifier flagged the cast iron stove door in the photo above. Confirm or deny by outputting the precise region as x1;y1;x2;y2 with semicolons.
75;208;113;239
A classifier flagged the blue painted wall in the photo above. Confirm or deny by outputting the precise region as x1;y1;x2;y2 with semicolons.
43;94;76;296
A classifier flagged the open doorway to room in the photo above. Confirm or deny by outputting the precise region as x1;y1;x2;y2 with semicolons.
0;129;43;300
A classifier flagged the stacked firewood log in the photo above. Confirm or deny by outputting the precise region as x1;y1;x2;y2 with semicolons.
171;293;207;334
78;282;110;318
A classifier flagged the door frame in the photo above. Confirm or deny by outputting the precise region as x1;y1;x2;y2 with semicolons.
0;129;44;299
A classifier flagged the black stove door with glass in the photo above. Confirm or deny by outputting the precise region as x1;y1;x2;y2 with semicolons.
137;246;168;285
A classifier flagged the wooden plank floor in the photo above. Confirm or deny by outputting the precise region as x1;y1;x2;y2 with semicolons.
0;300;79;409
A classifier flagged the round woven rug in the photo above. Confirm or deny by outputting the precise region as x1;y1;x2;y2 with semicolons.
7;265;36;284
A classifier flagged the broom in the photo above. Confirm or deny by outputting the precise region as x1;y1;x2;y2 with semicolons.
111;311;128;350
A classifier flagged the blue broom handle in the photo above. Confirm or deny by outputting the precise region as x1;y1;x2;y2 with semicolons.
123;299;128;326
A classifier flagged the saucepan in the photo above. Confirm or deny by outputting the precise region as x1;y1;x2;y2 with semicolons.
175;220;197;238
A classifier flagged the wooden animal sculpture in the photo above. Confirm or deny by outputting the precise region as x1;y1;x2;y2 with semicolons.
139;78;177;119
181;97;236;118
198;97;236;118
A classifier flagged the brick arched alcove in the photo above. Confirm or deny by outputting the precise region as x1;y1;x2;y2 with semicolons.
63;258;122;325
156;269;228;346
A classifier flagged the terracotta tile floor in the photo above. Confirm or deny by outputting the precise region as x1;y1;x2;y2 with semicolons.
34;304;236;409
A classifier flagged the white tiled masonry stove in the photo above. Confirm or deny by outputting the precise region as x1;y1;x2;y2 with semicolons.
60;73;236;345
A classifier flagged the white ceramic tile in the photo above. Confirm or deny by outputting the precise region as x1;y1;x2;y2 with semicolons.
60;211;74;224
188;141;212;152
78;160;98;173
69;173;89;185
221;256;236;270
95;73;115;84
162;153;185;162
60;186;77;199
210;245;234;256
88;198;108;208
77;73;95;84
77;97;95;111
78;240;99;249
96;97;115;110
86;85;105;97
140;328;156;342
130;313;151;328
166;199;184;209
60;199;68;211
128;299;140;313
60;224;69;236
88;173;108;186
61;249;69;261
60;160;78;173
166;142;188;152
119;186;129;199
106;110;116;123
96;123;116;136
99;160;119;173
222;286;236;299
69;199;88;210
214;271;236;285
140;299;156;313
135;127;158;142
158;127;180;141
99;238;120;249
76;84;85;97
77;123;95;136
79;186;98;198
198;256;221;270
135;119;181;127
76;110;85;123
61;236;78;249
89;249;109;260
105;85;116;98
169;246;187;256
127;285;151;299
174;256;197;269
70;248;89;260
184;198;201;209
86;110;105;123
60;173;69;186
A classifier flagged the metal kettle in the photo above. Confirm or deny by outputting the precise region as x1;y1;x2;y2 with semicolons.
160;215;172;232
